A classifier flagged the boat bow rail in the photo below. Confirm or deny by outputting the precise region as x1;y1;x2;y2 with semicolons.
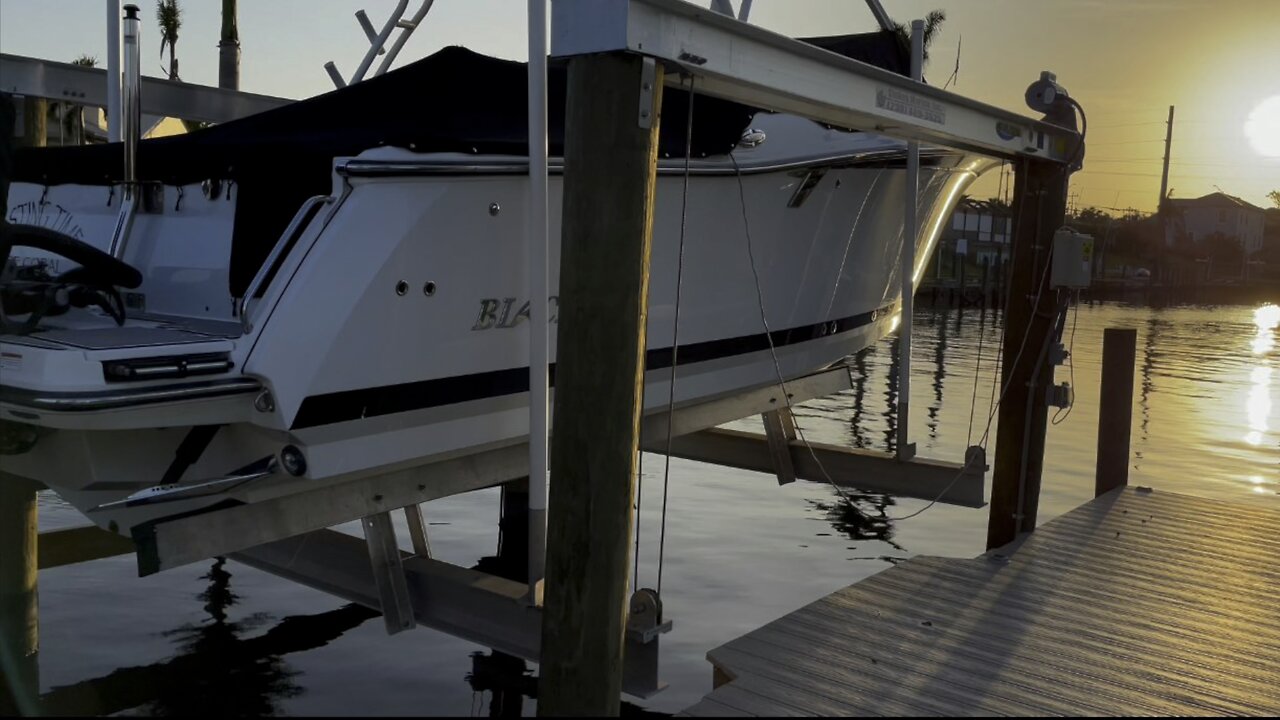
551;0;1082;165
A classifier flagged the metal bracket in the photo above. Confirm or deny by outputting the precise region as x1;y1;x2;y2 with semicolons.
761;408;797;485
638;56;657;129
362;511;416;635
403;503;432;559
623;588;672;698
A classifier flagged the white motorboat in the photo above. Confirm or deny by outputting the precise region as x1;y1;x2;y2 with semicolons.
0;32;993;538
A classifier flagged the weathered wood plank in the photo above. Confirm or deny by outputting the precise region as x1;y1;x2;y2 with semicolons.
689;488;1280;717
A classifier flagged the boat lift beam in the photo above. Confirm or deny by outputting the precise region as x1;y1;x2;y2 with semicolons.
550;0;1080;164
134;366;855;576
0;53;289;125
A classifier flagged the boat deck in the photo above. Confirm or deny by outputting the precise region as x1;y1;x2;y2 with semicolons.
682;486;1280;717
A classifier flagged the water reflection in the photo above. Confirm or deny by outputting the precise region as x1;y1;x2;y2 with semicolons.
884;339;900;454
807;490;905;558
847;348;870;449
1245;367;1271;446
1244;304;1277;449
41;558;377;716
927;305;948;441
1251;303;1279;355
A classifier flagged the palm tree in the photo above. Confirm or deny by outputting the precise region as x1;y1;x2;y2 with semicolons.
219;0;240;90
156;0;182;81
892;9;946;67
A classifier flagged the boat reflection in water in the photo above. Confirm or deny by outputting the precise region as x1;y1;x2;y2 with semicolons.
39;558;378;716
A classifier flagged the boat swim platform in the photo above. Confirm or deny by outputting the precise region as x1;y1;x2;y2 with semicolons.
682;486;1280;717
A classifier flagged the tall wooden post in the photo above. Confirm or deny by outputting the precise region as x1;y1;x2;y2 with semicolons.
986;159;1069;550
16;96;47;149
0;476;40;716
538;52;662;717
1095;328;1137;496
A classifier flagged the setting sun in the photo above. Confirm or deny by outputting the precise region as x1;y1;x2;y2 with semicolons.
1245;95;1280;158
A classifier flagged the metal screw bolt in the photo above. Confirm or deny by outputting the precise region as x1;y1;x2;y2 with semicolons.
423;281;437;296
254;390;275;413
396;280;408;296
489;202;501;216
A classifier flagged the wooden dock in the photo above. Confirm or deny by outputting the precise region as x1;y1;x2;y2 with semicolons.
683;487;1280;717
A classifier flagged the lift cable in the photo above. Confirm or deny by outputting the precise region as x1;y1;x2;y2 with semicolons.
655;74;697;598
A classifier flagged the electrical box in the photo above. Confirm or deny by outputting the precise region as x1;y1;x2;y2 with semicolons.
1051;228;1093;289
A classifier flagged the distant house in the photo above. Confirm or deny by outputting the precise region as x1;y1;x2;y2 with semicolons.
1164;192;1266;256
944;198;1012;265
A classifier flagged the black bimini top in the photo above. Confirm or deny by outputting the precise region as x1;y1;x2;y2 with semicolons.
11;34;909;297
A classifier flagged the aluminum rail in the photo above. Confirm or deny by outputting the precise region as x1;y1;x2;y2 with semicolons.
0;53;289;125
526;0;551;601
550;0;1081;164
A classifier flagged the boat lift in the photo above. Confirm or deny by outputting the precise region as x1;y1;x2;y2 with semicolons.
4;0;1081;710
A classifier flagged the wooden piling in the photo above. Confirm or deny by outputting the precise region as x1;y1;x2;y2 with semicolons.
539;53;663;717
1095;328;1137;496
986;159;1070;550
0;476;40;716
16;95;47;149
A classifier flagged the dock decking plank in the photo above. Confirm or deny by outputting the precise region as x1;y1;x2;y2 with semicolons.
688;488;1280;716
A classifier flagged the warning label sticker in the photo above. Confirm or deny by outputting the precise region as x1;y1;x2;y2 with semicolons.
876;86;946;125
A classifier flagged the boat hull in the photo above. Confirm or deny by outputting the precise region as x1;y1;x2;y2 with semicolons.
1;117;994;534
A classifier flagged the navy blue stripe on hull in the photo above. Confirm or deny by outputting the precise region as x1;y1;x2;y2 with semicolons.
289;303;894;430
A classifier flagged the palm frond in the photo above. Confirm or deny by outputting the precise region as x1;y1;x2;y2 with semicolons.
156;0;182;45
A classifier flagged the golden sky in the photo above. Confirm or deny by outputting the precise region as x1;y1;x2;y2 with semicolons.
753;0;1280;213
3;0;1277;212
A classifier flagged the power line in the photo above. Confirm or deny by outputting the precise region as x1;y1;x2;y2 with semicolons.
1078;169;1278;180
1084;139;1167;146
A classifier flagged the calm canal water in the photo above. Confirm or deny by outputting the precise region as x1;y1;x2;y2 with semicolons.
28;298;1280;716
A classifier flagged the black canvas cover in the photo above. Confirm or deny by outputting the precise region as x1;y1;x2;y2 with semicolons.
10;34;907;297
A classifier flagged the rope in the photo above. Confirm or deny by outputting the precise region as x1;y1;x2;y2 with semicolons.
633;439;643;592
1052;293;1080;425
729;154;856;504
655;75;696;597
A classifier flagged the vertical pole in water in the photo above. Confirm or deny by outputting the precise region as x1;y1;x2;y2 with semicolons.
986;158;1070;550
539;52;662;717
0;477;39;716
896;19;923;462
525;0;550;602
1095;328;1137;496
106;0;122;142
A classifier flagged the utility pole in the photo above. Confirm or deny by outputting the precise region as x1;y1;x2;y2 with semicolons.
1158;105;1174;210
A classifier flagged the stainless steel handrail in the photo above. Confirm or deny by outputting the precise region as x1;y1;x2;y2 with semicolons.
0;377;261;412
337;147;957;178
236;195;331;334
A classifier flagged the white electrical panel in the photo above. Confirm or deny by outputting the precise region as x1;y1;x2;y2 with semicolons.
1051;228;1093;289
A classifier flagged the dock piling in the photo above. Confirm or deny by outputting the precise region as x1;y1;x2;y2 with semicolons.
1095;327;1137;496
539;51;663;717
0;476;39;716
986;158;1071;550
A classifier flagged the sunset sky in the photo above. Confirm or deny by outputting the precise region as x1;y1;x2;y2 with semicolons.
2;0;1277;213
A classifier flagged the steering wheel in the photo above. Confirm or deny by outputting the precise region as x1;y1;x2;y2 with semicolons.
0;223;143;335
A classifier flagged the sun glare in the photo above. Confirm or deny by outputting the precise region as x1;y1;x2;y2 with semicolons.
1244;96;1280;158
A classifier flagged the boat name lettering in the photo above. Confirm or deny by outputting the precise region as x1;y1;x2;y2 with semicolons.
472;297;560;331
8;201;86;240
875;87;946;125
